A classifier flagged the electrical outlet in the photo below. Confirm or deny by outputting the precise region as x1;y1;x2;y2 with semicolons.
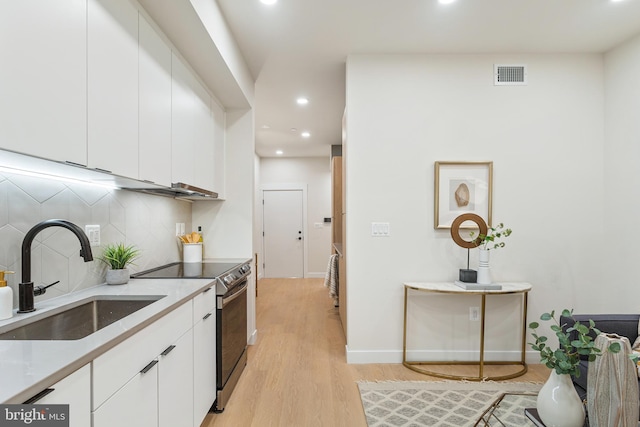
85;225;100;246
175;223;185;236
371;222;390;237
469;307;480;321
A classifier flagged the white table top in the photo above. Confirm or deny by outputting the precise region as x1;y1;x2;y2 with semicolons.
404;282;532;295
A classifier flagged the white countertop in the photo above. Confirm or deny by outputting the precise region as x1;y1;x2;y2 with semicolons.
0;277;216;404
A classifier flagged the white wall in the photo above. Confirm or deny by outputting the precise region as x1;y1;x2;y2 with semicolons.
259;157;332;278
603;34;640;310
192;109;255;259
345;54;606;363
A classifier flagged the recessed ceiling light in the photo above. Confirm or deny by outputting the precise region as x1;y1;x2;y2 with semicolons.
260;0;277;5
438;0;456;4
261;124;270;129
296;97;309;105
290;128;297;133
276;150;283;155
301;131;311;138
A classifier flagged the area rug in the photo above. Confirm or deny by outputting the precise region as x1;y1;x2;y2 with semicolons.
358;381;542;427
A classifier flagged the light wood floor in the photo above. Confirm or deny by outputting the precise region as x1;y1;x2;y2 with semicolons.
201;278;549;427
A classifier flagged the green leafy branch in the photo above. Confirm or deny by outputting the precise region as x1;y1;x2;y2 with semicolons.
529;309;636;377
470;222;512;250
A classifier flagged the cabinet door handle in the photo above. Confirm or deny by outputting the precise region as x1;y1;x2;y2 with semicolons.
160;345;176;356
23;388;55;404
203;287;213;293
203;312;212;321
140;359;159;374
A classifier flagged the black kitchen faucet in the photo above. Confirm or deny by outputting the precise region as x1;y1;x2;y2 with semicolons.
18;219;93;313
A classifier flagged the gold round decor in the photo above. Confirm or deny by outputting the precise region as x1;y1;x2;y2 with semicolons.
450;213;488;249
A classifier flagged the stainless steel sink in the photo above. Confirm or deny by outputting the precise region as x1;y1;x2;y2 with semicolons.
0;295;166;340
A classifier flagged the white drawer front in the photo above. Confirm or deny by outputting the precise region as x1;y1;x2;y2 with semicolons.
92;301;193;410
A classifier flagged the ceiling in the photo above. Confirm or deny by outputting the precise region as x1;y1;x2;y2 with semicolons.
215;0;640;158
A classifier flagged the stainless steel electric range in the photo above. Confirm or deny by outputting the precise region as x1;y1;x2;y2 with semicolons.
132;259;252;413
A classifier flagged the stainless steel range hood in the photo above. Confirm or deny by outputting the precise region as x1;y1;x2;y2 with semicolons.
129;182;218;200
0;149;219;201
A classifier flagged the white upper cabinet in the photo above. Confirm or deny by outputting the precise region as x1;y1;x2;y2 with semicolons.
172;53;217;191
0;0;87;165
171;53;197;187
138;14;172;187
193;79;215;191
212;101;226;197
88;0;139;178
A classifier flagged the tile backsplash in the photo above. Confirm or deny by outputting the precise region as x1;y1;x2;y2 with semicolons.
0;172;192;308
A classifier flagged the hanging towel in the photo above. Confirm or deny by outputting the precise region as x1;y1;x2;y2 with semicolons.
324;254;339;306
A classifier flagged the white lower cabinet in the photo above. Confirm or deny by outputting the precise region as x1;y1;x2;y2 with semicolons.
193;287;217;426
24;364;91;427
92;301;194;427
20;288;218;427
159;328;194;427
92;362;158;427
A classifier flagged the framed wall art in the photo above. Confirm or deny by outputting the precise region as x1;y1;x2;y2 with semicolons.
434;161;493;229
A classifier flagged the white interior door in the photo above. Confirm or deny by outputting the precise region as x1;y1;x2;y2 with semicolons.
263;190;304;278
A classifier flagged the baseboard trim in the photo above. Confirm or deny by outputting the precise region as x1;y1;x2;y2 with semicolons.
248;329;258;345
306;272;325;279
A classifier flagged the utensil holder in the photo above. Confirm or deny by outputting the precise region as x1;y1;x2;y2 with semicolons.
183;243;203;263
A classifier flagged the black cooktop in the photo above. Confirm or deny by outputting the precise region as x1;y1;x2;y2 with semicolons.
131;261;246;279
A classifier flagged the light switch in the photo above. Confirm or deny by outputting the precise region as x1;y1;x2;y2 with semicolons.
371;222;390;237
85;225;101;246
176;223;185;236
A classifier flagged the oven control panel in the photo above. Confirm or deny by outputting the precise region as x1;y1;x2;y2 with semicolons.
222;274;237;285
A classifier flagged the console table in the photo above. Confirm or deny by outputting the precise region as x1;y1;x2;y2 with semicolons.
403;282;532;381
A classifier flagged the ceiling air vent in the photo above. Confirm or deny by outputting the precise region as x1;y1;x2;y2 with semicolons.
494;64;527;86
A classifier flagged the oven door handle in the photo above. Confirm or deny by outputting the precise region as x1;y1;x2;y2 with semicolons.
221;281;248;308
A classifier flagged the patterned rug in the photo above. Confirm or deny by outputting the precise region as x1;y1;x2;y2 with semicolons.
358;381;542;427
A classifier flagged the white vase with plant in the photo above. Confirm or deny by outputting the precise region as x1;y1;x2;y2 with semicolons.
470;223;512;285
99;243;140;285
529;309;635;427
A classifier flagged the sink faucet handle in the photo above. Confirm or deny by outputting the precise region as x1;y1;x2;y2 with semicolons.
34;280;61;297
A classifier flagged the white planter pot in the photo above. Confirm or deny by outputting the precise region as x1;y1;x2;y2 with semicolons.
537;370;585;427
106;268;129;285
476;248;492;285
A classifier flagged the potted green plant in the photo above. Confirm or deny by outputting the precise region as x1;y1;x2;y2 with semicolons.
528;309;627;427
99;243;140;285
